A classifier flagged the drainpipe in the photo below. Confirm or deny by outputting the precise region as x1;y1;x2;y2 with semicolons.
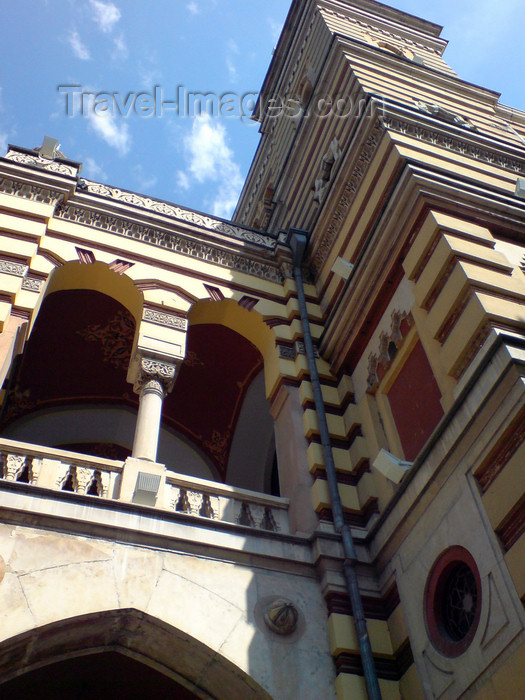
286;228;382;700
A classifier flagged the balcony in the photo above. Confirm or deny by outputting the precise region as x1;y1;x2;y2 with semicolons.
0;438;291;536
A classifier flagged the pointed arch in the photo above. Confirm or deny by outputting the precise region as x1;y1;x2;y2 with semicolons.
0;611;272;700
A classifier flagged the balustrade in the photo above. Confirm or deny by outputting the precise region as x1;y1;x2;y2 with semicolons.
0;439;290;534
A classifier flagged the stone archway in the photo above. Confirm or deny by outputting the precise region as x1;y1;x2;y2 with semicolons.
0;610;273;700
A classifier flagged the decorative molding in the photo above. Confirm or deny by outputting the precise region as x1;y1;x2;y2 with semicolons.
313;138;342;203
320;5;443;56
414;101;477;132
143;308;188;331
312;119;384;272
278;343;296;360
382;115;525;175
76;247;96;264
335;641;414;682
21;277;45;292
367;310;413;390
295;339;320;358
0;178;62;205
475;406;525;493
239;9;317;223
238;295;259;311
108;259;134;275
4;150;78;177
264;599;299;635
277;340;320;361
77;310;135;370
78;180;276;249
325;583;400;620
54;203;284;284
204;284;225;302
135;355;178;394
0;260;28;277
317;497;379;528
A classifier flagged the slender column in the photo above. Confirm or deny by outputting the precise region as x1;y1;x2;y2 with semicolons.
132;356;177;462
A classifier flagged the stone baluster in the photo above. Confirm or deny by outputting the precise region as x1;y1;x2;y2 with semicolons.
4;454;26;481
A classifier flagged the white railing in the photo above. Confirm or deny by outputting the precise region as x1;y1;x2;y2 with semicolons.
165;472;289;533
0;439;290;534
0;440;122;498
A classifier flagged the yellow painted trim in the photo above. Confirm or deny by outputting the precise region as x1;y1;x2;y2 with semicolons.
188;298;280;398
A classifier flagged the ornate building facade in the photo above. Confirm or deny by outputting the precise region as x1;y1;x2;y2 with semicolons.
1;0;525;698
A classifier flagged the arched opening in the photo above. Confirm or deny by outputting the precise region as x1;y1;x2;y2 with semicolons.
1;273;281;493
1;651;200;700
0;610;272;700
0;287;139;459
162;318;278;493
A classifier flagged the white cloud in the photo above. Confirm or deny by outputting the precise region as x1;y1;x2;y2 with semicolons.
226;40;239;82
82;156;107;181
89;0;121;33
187;2;200;15
178;115;243;218
68;30;91;60
133;164;158;192
268;18;283;46
138;53;163;89
176;170;190;191
226;58;238;83
112;34;128;60
86;110;130;155
0;89;13;155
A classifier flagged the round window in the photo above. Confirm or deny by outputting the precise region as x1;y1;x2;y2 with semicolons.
425;547;481;657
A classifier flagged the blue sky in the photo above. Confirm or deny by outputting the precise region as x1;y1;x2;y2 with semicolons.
1;0;523;219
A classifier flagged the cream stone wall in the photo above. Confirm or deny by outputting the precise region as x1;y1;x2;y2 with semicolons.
0;510;336;699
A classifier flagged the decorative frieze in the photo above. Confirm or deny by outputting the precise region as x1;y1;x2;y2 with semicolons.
277;340;320;360
4;150;78;177
54;203;284;284
0;178;62;206
143;308;188;331
312;119;384;272
320;6;444;55
78;180;276;249
21;277;45;292
0;260;28;277
382;115;525;175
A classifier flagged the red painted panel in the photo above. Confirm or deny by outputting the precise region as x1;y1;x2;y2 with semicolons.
387;341;444;461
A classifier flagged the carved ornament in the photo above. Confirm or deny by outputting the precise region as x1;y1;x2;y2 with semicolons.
382;115;525;175
22;277;45;292
264;599;299;635
54;204;284;284
4;150;78;177
312;119;384;272
0;260;28;277
134;356;178;395
78;180;276;248
143;308;188;331
0;178;62;206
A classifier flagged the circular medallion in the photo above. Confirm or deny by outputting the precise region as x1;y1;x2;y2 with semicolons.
425;546;481;657
264;598;299;636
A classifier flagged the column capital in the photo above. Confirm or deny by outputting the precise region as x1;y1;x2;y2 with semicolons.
132;354;178;395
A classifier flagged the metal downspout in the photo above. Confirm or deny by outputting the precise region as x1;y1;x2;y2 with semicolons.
286;229;382;700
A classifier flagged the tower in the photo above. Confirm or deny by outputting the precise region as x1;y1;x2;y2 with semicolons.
1;0;525;698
